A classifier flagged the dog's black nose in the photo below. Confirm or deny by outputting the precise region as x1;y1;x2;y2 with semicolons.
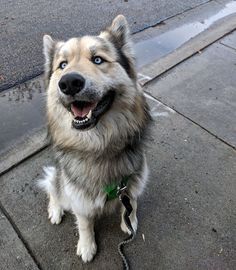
59;73;85;96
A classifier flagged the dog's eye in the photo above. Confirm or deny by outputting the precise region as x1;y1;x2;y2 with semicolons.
59;61;68;69
92;56;104;65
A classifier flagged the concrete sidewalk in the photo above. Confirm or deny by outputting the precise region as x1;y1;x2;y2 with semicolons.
1;30;236;270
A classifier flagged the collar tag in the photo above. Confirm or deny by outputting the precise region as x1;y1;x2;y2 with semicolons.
104;175;131;201
117;185;127;197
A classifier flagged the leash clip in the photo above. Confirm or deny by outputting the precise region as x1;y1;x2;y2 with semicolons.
117;185;127;200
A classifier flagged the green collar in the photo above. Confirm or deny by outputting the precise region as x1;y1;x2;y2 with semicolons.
104;175;131;201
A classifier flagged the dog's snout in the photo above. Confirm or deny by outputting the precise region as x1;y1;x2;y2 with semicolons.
59;73;85;96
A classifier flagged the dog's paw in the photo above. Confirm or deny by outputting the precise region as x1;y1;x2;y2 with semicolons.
48;204;64;225
77;239;97;263
121;216;138;235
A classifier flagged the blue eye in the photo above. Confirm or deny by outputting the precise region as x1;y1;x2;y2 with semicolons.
59;61;68;69
93;56;104;65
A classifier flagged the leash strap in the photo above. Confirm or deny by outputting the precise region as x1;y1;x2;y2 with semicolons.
117;189;136;270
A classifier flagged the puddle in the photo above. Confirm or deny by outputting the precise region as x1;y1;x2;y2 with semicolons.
1;1;236;152
135;1;236;67
0;78;46;151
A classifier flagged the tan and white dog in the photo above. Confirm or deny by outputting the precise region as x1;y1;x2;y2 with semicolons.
40;15;151;263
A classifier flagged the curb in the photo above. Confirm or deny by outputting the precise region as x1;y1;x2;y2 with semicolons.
138;14;236;85
0;127;49;176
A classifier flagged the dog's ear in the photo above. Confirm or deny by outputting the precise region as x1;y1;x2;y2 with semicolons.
108;15;130;50
106;15;136;80
43;35;56;88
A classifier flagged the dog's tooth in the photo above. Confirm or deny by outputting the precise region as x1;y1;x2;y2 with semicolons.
73;118;89;124
87;110;92;119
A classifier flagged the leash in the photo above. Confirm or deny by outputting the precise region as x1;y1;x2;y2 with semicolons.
117;186;135;270
104;176;136;270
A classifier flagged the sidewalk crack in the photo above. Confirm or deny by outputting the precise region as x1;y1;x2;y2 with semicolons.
144;91;236;151
0;201;43;270
219;42;236;52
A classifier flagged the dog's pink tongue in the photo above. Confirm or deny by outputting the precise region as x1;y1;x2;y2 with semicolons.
71;103;94;118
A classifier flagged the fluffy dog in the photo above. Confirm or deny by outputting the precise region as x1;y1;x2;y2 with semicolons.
40;15;151;263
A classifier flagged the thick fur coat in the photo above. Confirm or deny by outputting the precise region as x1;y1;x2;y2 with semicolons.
39;15;151;262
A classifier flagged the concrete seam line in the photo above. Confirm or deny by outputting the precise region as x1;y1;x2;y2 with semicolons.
0;200;43;270
0;143;50;177
0;127;49;176
219;42;236;52
144;91;236;151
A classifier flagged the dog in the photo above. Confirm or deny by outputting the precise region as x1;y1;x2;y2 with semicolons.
39;15;151;263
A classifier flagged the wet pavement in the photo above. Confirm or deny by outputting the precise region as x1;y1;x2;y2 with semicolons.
0;32;236;269
0;79;46;153
135;1;236;67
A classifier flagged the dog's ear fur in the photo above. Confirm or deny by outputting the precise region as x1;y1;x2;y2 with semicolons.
43;35;55;88
108;15;130;50
106;15;136;80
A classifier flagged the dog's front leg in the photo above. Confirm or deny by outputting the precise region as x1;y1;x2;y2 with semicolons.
76;214;97;263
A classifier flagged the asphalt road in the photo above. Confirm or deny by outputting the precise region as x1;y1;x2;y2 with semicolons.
0;0;209;91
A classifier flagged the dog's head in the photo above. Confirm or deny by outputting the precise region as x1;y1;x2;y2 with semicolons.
44;15;139;131
43;15;149;152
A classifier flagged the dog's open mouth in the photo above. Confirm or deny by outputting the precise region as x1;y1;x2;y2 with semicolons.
70;91;115;130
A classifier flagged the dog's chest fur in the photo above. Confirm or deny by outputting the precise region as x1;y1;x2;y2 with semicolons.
54;143;144;215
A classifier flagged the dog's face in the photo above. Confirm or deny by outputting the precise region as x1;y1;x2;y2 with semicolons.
44;15;138;131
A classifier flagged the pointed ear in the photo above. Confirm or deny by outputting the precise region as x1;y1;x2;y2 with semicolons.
43;35;55;59
108;15;130;49
106;15;136;80
43;35;56;88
